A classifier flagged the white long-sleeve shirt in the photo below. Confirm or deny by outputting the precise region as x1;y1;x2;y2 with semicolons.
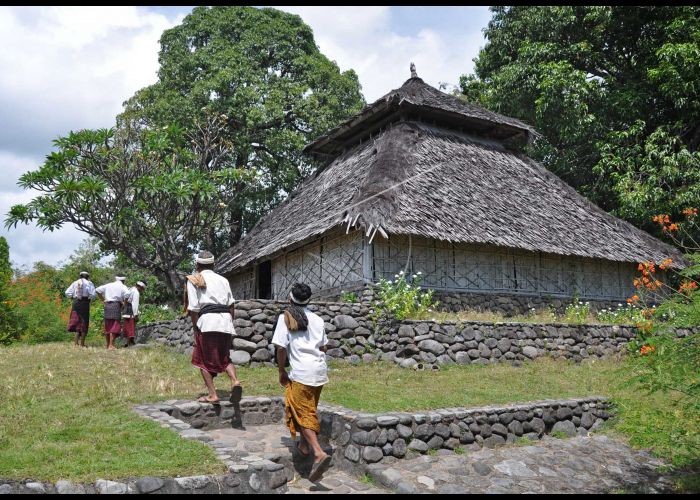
95;280;130;303
65;278;96;300
123;287;140;318
271;310;328;387
187;270;235;334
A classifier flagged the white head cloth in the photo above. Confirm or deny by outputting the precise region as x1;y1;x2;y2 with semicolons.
289;290;310;305
196;251;215;265
136;281;146;288
115;276;126;281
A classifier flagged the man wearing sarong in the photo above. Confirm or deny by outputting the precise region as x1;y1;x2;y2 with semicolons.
95;275;129;350
65;271;96;347
272;283;332;482
122;281;145;347
187;250;242;404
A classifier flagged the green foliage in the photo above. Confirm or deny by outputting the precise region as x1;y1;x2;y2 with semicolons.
371;271;438;322
460;6;700;244
562;297;591;324
596;303;644;325
0;237;21;344
119;6;365;254
339;290;359;303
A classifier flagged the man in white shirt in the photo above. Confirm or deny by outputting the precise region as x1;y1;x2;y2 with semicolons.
95;275;129;350
272;283;331;482
65;271;96;347
122;281;145;347
187;250;242;404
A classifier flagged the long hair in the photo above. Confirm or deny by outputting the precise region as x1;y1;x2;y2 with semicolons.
284;283;312;331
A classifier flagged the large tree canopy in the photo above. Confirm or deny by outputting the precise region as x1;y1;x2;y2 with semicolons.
460;6;700;243
6;6;365;297
119;6;365;252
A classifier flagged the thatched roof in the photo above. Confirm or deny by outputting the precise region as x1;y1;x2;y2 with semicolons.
217;118;683;275
304;76;537;158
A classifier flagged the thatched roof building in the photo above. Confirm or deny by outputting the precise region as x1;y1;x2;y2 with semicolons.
217;70;683;308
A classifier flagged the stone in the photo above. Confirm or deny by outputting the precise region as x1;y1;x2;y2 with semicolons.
426;435;444;449
408;439;429;452
382;443;393;456
352;430;374;446
524;418;545;435
392;438;407;457
0;485;12;494
459;431;475;444
251;348;271;361
444;437;460;450
356;417;378;430
415;423;434;440
419;351;437;363
136;477;164;494
95;480;127;494
232;338;258;353
494;459;536;477
175;476;211;490
483;435;506;448
455;351;471;365
417;339;446;355
378;468;403;487
491;423;508;437
174;402;200;416
473;462;493;476
56;481;86;494
507;420;524;436
499;412;514;425
396;424;413;439
434;423;451;439
480;424;492;437
399;358;418;369
24;483;46;494
377;415;399;427
229;350;251;365
581;412;596;429
362;446;384;463
556;407;573;420
417;475;435;490
522;346;538;359
344;444;360;462
551;420;577;437
375;429;388;447
248;473;261;492
436;354;454;365
397;325;415;339
333;315;359;329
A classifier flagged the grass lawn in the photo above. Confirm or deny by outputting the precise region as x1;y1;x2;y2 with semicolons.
0;342;697;483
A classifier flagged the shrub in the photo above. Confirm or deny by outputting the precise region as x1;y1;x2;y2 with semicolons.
0;237;21;344
370;270;438;322
339;290;359;303
596;303;644;325
562;296;591;324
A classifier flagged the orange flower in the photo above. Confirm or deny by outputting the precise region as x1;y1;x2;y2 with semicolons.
664;223;679;233
627;294;640;304
679;281;699;295
641;308;654;319
658;258;673;270
639;344;655;356
682;207;698;218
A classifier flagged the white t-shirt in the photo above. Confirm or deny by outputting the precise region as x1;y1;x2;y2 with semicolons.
65;278;96;300
95;280;129;303
186;269;235;335
123;287;140;318
271;310;328;387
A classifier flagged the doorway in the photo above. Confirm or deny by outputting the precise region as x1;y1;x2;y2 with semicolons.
257;261;272;299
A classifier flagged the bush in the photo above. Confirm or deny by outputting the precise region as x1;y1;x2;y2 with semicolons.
562;296;591;324
596;303;644;325
0;237;21;344
339;290;359;303
371;270;438;322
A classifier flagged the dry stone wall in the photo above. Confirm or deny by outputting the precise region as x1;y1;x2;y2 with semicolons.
137;300;698;369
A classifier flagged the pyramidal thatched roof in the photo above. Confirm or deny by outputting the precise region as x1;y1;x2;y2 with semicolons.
217;78;683;275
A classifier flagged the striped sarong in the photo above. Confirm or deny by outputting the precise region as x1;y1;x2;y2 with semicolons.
284;380;324;438
67;298;90;333
104;301;122;320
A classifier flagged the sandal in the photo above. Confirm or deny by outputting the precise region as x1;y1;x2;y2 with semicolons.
230;384;243;403
295;441;311;457
308;454;332;482
197;395;220;404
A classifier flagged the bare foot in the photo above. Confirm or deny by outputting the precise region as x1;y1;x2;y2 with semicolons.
197;395;219;403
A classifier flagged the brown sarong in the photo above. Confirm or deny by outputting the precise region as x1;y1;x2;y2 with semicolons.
104;319;121;335
67;310;88;334
284;380;323;438
191;331;233;377
122;317;135;339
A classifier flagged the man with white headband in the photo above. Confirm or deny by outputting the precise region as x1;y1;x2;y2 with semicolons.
122;280;146;347
272;282;331;482
186;250;242;404
95;275;129;350
65;271;96;347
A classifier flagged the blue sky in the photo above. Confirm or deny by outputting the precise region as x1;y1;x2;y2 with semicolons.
0;6;492;269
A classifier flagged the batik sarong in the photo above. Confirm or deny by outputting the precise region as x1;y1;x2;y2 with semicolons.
104;301;122;335
67;298;90;333
284;380;323;438
122;318;135;339
191;331;233;377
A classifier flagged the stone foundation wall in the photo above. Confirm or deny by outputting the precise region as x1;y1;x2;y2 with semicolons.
137;300;698;369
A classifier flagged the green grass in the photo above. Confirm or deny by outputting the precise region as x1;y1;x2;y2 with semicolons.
1;342;697;482
359;473;376;485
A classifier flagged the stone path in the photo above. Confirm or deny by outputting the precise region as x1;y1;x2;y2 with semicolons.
202;424;676;494
206;425;389;494
365;434;675;494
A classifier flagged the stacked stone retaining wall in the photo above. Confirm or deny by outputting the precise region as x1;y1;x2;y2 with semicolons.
137;299;698;369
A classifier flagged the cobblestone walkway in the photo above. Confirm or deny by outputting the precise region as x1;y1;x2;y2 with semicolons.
203;424;675;494
366;434;675;494
206;425;389;494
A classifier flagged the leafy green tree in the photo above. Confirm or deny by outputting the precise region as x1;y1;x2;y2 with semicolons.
0;237;21;344
5;115;245;297
119;6;365;253
460;6;700;242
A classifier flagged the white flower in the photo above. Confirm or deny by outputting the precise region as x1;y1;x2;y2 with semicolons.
394;274;400;278
399;270;405;275
417;271;422;275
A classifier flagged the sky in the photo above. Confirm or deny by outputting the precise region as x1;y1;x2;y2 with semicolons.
0;5;493;270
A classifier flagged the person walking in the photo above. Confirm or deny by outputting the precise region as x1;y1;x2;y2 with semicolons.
272;283;332;482
95;275;129;350
65;271;96;347
186;250;242;404
122;280;145;347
